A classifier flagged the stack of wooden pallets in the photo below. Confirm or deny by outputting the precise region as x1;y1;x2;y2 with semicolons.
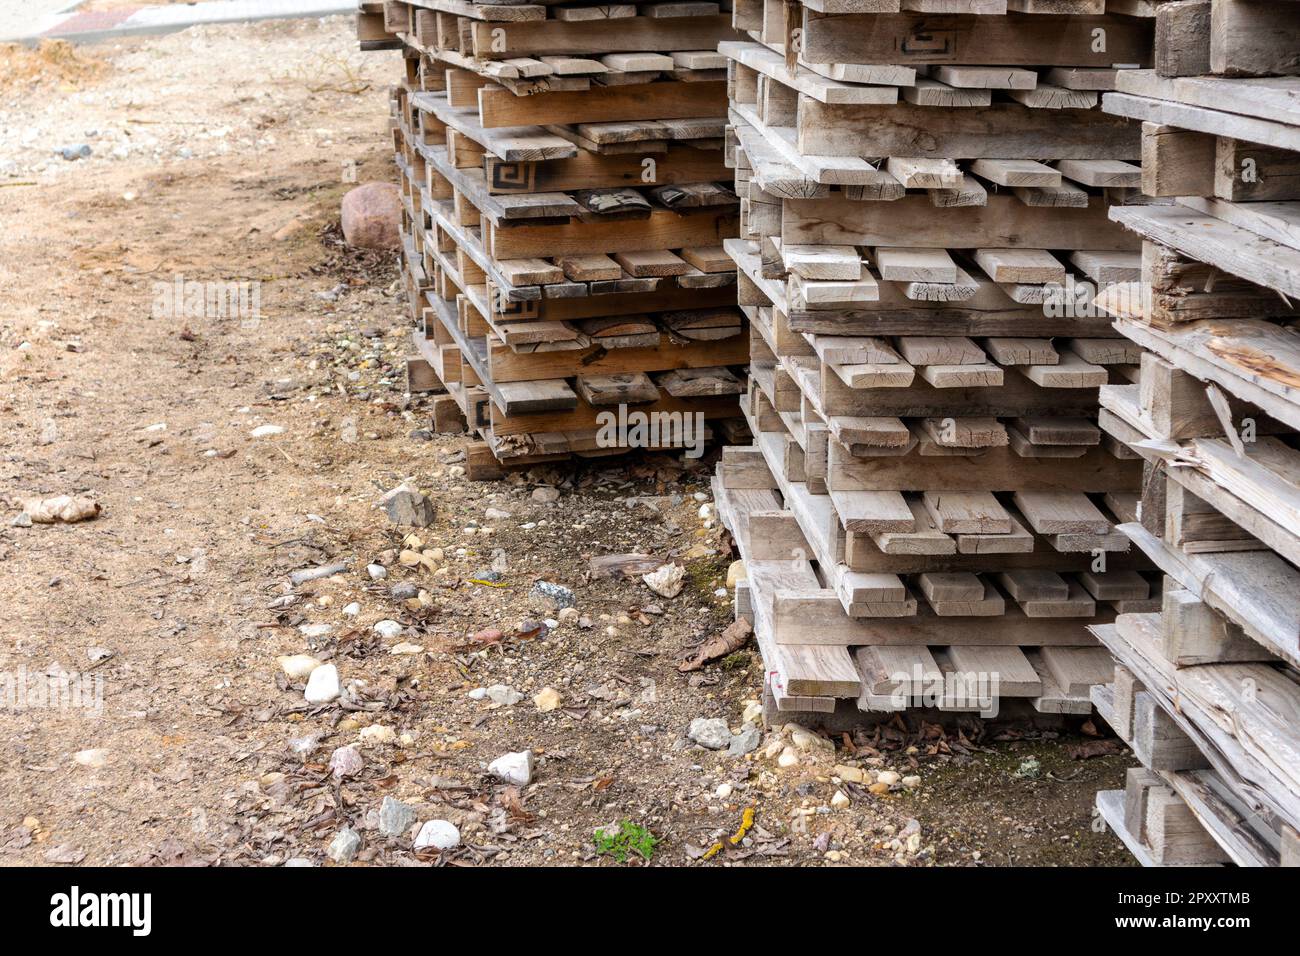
1086;0;1300;868
711;1;1166;722
360;0;750;475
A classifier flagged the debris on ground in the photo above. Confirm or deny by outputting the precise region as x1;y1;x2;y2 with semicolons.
679;618;753;672
20;494;100;524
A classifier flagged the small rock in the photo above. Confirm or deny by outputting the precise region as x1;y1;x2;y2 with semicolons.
788;723;834;752
367;563;387;580
10;513;32;528
533;687;562;712
643;563;685;599
329;745;364;779
488;750;534;786
304;664;340;704
341;602;361;617
284;858;315;867
278;655;321;681
21;495;100;524
531;580;575;610
249;424;284;438
777;747;799;769
43;844;85;865
741;700;763;724
728;723;762;757
517;618;548;639
290;561;348;585
390;583;418;601
726;560;747;587
377;796;417;838
373;620;403;639
831;790;851;810
359;725;397;746
341;181;401;250
715;783;733;799
902;775;921;789
1015;757;1042;779
834;765;865;784
485;685;524;706
531;486;560;504
687;717;731;751
72;749;109;769
288;733;321;758
484;507;511;520
876;770;901;788
380;487;435;527
413;820;461;851
389;642;424;655
327;827;362;863
557;607;580;624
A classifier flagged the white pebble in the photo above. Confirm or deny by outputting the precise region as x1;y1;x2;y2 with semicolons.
304;664;340;704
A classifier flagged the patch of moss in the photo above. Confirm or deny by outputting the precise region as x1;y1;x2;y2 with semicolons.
721;651;751;671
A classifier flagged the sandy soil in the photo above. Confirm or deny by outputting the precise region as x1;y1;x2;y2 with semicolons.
0;16;1137;867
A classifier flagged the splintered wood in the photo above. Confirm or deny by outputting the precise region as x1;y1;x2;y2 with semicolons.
361;0;749;470
714;0;1165;725
1087;2;1300;870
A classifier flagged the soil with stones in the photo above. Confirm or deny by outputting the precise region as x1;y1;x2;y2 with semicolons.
0;17;1137;867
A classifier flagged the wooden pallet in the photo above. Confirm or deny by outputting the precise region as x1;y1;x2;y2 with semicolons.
1091;613;1299;867
1085;7;1300;865
715;405;1145;716
369;5;750;466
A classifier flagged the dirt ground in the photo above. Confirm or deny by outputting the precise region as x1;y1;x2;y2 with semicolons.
0;17;1137;867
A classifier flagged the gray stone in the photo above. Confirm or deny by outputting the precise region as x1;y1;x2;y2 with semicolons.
380;487;435;527
378;796;417;838
728;723;762;757
287;733;321;757
688;717;732;751
283;858;316;867
390;583;418;601
486;684;525;706
532;580;576;610
290;561;348;586
327;827;362;863
367;563;387;581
